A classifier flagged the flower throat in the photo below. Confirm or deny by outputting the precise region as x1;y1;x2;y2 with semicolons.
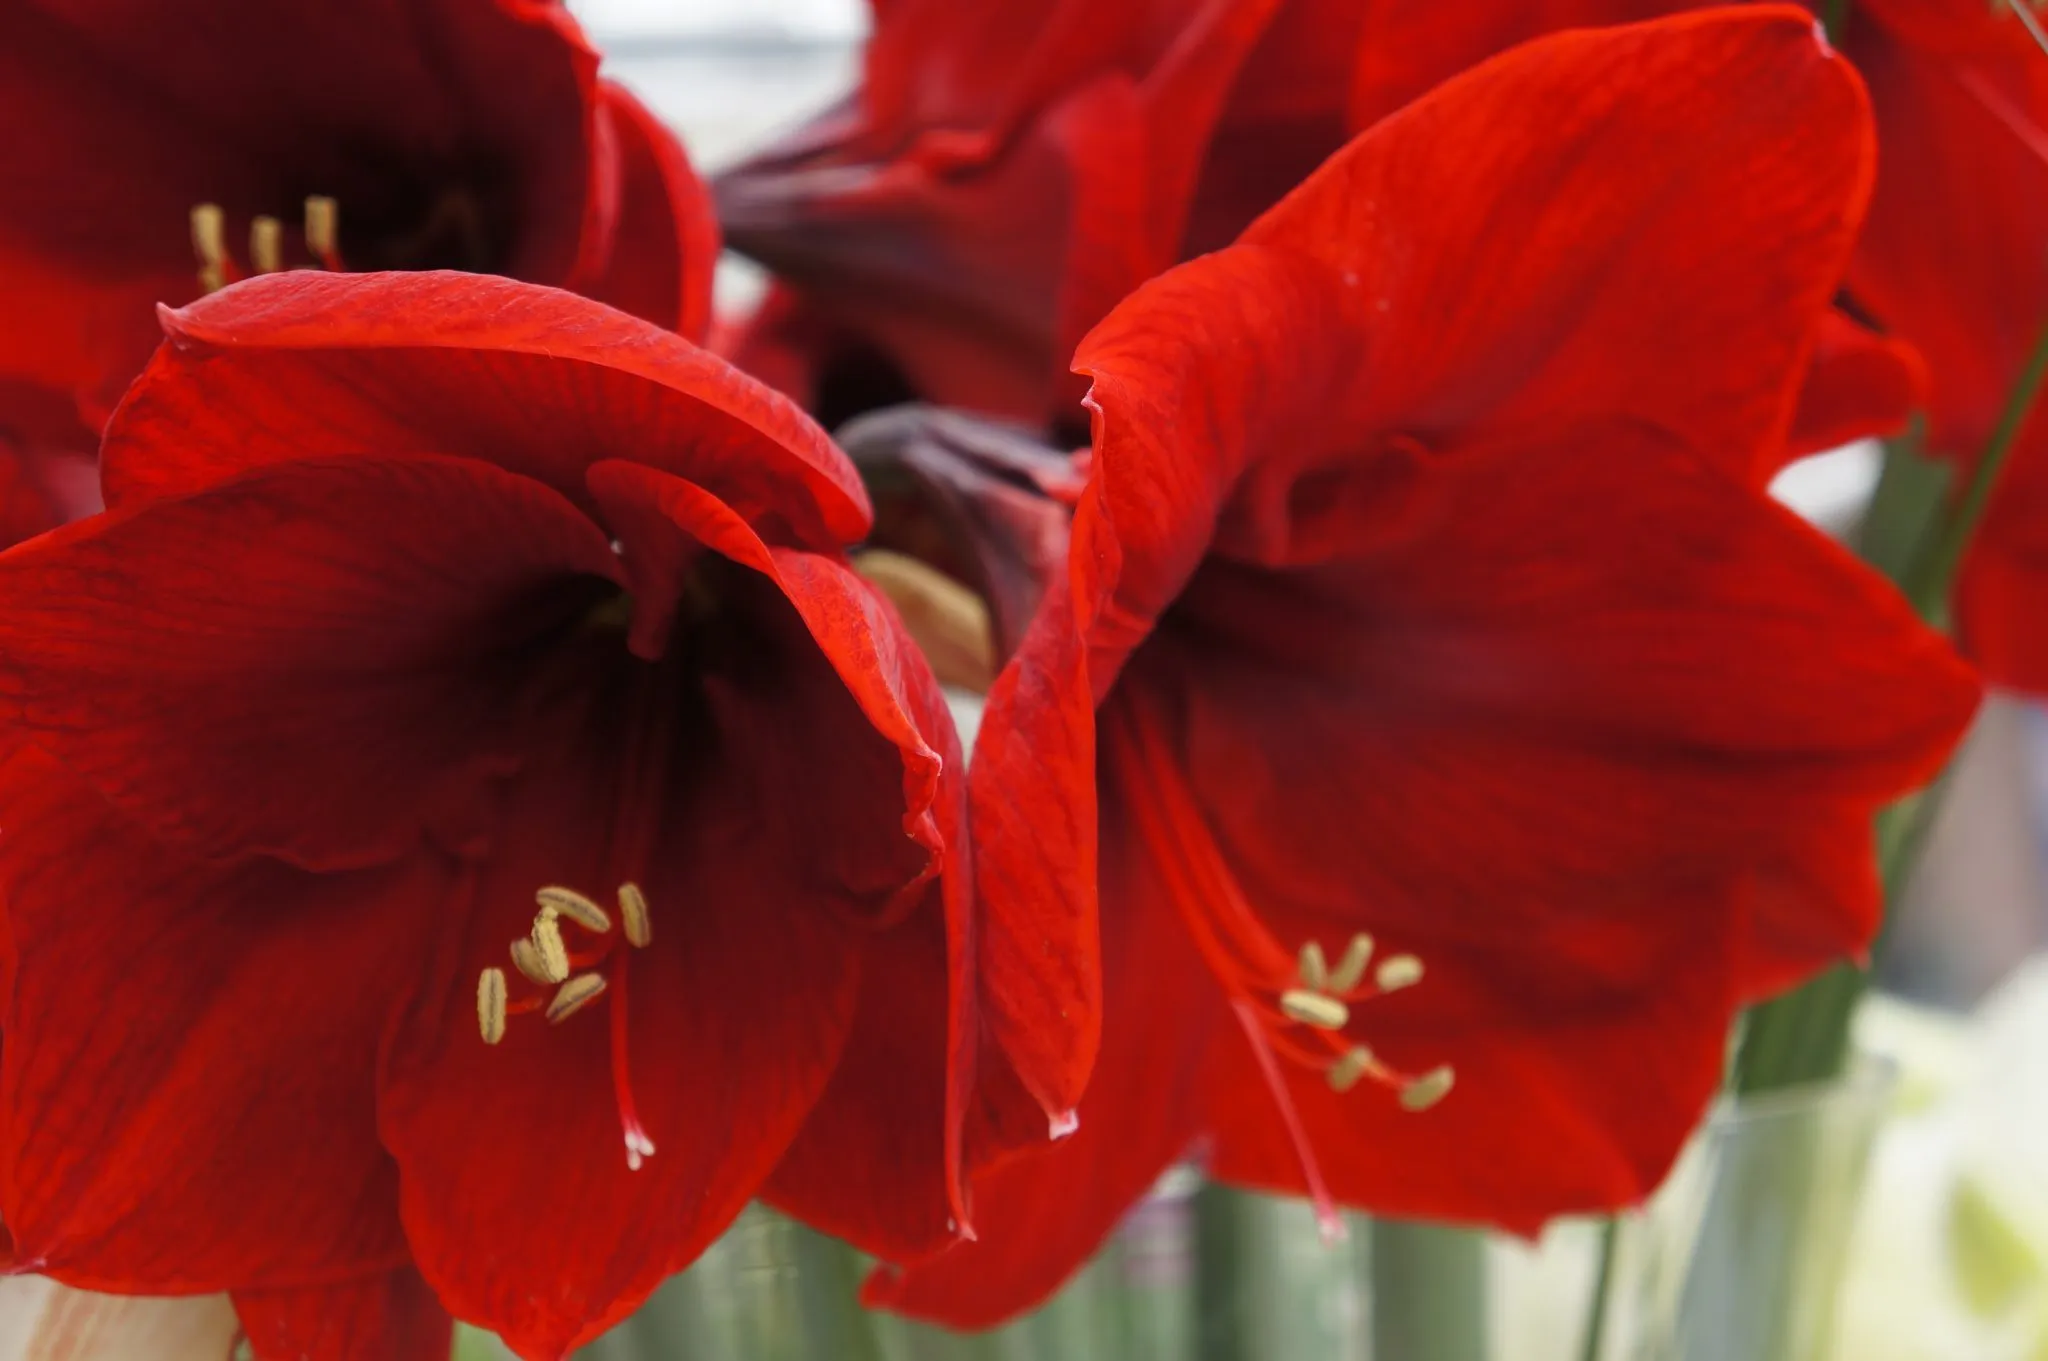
1113;692;1454;1239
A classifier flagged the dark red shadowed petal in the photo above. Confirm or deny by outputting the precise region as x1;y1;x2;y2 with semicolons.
0;747;427;1293
0;453;622;872
765;610;982;1262
1955;468;2048;694
233;1267;453;1361
837;406;1083;665
581;81;720;342
108;272;870;550
714;0;1283;423
0;0;610;423
1347;0;1699;131
864;777;1226;1328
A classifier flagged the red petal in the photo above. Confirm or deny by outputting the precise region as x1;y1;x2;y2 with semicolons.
111;272;870;550
233;1268;452;1361
0;749;426;1291
1201;883;1737;1230
580;81;720;343
1229;7;1877;479
1785;309;1928;463
0;453;622;871
1348;0;1701;131
865;782;1226;1328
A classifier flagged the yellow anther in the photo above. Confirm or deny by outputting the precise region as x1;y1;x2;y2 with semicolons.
477;968;508;1045
546;972;608;1024
529;914;570;984
1279;989;1350;1030
536;886;611;934
1376;954;1424;993
619;882;652;949
304;195;338;261
249;215;283;274
1328;933;1375;992
1327;1047;1374;1093
1399;1065;1455;1112
190;204;226;293
1297;940;1328;991
509;936;553;985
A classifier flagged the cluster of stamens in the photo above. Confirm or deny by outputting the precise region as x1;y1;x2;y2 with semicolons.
1277;933;1453;1112
189;195;342;294
476;883;658;1169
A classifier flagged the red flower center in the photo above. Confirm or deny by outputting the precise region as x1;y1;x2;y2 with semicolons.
1112;691;1453;1237
187;184;504;293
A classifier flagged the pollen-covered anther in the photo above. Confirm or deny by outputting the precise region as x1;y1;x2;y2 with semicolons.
618;882;652;949
304;195;339;266
536;885;611;934
477;968;508;1045
1375;954;1424;993
508;936;554;985
1279;988;1350;1030
546;972;608;1024
529;913;571;983
249;215;283;274
1297;940;1329;991
1399;1065;1456;1113
1328;933;1375;992
189;203;226;293
1326;1046;1374;1093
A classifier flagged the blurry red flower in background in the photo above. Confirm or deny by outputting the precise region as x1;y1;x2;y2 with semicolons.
867;10;1979;1326
0;0;717;457
0;272;992;1360
713;0;1921;452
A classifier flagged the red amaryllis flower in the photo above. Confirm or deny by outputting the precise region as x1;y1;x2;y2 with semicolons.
867;10;1979;1326
0;0;717;454
0;272;1012;1359
713;0;1921;452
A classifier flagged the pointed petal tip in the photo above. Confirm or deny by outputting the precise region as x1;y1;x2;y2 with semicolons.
1048;1108;1080;1140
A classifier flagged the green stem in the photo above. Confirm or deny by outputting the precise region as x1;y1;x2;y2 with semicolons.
1902;315;2048;619
786;1224;891;1361
1192;1182;1259;1361
1368;1219;1489;1361
1577;1220;1618;1361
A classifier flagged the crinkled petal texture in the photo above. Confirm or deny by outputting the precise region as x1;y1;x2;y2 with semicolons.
934;8;1979;1326
0;0;713;440
0;275;974;1359
713;0;1284;424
